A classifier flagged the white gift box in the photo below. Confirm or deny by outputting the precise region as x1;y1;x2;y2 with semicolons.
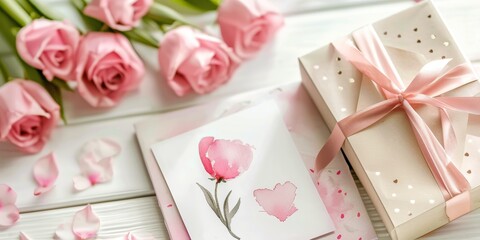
299;1;480;239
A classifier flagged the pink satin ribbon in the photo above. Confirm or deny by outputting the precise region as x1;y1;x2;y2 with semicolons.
316;25;480;220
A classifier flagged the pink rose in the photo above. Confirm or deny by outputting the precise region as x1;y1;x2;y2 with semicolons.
75;32;144;107
84;0;153;31
199;136;254;180
16;19;80;81
158;27;240;96
0;80;60;153
218;0;284;59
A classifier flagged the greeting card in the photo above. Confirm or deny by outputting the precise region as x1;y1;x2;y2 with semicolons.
151;101;334;239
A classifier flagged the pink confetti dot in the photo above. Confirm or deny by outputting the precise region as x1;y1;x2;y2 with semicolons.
338;189;343;194
309;169;314;173
337;234;342;239
357;212;361;217
336;170;341;175
340;213;345;219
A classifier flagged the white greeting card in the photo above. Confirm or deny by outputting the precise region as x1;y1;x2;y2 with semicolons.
151;101;334;240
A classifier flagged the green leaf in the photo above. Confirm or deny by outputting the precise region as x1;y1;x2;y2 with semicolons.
197;183;222;219
43;80;67;123
146;2;191;25
229;198;241;222
27;0;62;20
0;58;10;82
70;0;103;33
123;29;158;48
168;0;219;11
223;190;232;227
0;0;32;26
0;10;19;47
52;78;74;92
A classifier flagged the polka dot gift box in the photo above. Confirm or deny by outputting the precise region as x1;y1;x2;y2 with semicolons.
299;1;480;239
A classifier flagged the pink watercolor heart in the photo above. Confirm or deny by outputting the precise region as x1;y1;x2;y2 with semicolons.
253;181;298;222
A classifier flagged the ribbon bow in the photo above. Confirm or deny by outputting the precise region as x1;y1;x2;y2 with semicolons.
316;25;480;220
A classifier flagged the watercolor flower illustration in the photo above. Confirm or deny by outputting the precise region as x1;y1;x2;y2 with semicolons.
197;136;254;240
253;181;298;222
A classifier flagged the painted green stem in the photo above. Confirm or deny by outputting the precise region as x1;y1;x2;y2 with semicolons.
214;179;240;239
214;180;226;224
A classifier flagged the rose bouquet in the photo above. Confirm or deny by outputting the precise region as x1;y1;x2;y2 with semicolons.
0;0;283;154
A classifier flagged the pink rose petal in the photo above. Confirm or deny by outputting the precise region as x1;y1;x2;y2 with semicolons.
0;184;20;227
54;219;76;240
124;232;156;240
79;139;121;161
33;152;59;196
72;176;93;191
19;232;32;240
0;184;16;205
74;154;114;191
253;181;298;222
72;205;100;240
74;139;119;191
0;205;20;227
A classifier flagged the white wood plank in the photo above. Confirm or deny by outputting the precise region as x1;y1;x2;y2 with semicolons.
0;196;167;239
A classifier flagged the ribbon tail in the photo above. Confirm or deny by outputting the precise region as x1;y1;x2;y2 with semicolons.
439;108;457;158
315;125;345;172
403;102;471;219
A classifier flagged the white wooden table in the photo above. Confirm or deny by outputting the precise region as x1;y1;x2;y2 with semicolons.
1;0;480;239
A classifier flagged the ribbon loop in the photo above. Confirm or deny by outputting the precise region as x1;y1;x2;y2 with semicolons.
316;25;479;220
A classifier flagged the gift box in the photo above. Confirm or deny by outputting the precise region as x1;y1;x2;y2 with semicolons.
135;82;376;240
299;1;480;239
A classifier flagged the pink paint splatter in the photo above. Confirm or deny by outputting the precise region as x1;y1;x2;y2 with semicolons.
336;170;341;175
167;204;173;208
309;169;314;173
357;212;361;217
344;192;347;196
337;234;342;239
338;189;343;194
340;213;345;219
359;237;363;240
253;181;298;222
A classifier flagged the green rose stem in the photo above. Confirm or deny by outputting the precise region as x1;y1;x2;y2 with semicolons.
0;0;31;26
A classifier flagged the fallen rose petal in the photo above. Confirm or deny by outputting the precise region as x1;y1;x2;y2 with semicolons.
54;219;76;240
125;232;156;240
19;232;32;240
74;154;114;191
79;139;121;162
72;204;100;239
33;152;59;196
72;176;92;191
0;184;19;227
0;205;20;227
0;184;16;205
